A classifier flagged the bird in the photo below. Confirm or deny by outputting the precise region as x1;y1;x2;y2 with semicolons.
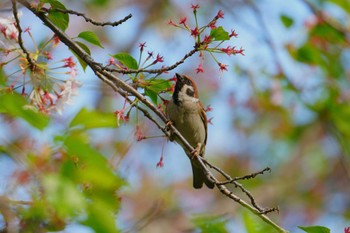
166;73;215;189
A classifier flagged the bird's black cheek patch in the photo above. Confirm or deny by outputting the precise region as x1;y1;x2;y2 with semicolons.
186;88;195;97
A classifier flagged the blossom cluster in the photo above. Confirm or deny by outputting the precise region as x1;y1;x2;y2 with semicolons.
168;4;244;76
1;14;81;115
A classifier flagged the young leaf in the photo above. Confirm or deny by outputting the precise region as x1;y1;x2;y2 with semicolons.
298;226;331;233
47;10;69;32
145;79;172;93
192;215;229;233
44;0;69;31
69;108;117;129
111;52;138;70
72;41;91;71
280;15;294;28
141;79;172;104
210;26;229;41
0;93;50;130
78;31;104;48
145;89;158;104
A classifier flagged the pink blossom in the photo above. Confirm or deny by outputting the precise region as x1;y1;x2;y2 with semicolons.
134;125;145;141
218;62;228;72
179;17;187;26
168;20;177;27
43;51;53;60
205;105;213;112
196;62;204;73
139;42;146;52
156;154;164;168
216;10;224;19
0;16;18;40
152;53;164;64
147;51;154;58
42;91;55;106
54;77;82;115
63;56;76;69
52;35;60;46
107;57;116;66
229;29;238;37
209;20;216;29
203;35;212;44
191;4;200;11
191;27;199;37
220;46;245;56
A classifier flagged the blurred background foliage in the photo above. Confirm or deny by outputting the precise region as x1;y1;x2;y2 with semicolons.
0;0;349;232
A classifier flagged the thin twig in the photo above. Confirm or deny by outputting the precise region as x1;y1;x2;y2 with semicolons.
11;0;36;71
102;46;199;74
47;8;132;27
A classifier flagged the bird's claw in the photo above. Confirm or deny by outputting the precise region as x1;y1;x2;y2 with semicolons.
190;143;201;160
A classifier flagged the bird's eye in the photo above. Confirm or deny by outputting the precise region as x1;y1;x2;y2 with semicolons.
186;87;194;97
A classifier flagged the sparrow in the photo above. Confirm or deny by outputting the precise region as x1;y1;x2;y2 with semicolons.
166;73;214;189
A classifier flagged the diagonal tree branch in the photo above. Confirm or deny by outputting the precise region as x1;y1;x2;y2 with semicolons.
17;1;288;232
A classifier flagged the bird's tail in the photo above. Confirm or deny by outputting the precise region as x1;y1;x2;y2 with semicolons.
191;161;215;189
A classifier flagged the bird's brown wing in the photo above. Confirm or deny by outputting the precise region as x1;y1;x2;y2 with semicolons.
198;102;208;146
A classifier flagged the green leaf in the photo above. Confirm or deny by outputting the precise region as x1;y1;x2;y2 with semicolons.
83;198;120;233
141;79;172;104
0;93;50;130
192;215;228;233
44;0;69;32
76;41;91;55
310;23;346;44
243;211;274;233
331;104;350;136
43;174;85;218
70;108;117;129
145;89;158;104
62;135;125;190
290;43;323;65
72;41;91;71
210;26;229;41
78;31;104;48
280;15;294;28
0;68;6;86
147;79;172;92
48;10;69;31
329;0;350;13
111;52;138;70
298;226;331;233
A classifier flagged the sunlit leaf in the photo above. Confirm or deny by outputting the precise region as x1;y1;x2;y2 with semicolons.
192;215;228;233
145;89;158;104
298;226;331;233
83;198;120;233
43;174;86;218
243;211;277;233
0;93;50;130
69;108;117;129
63;135;125;190
141;79;172;104
329;0;350;13
310;23;346;44
210;26;229;41
111;52;138;70
280;15;294;28
78;31;104;48
43;0;69;31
